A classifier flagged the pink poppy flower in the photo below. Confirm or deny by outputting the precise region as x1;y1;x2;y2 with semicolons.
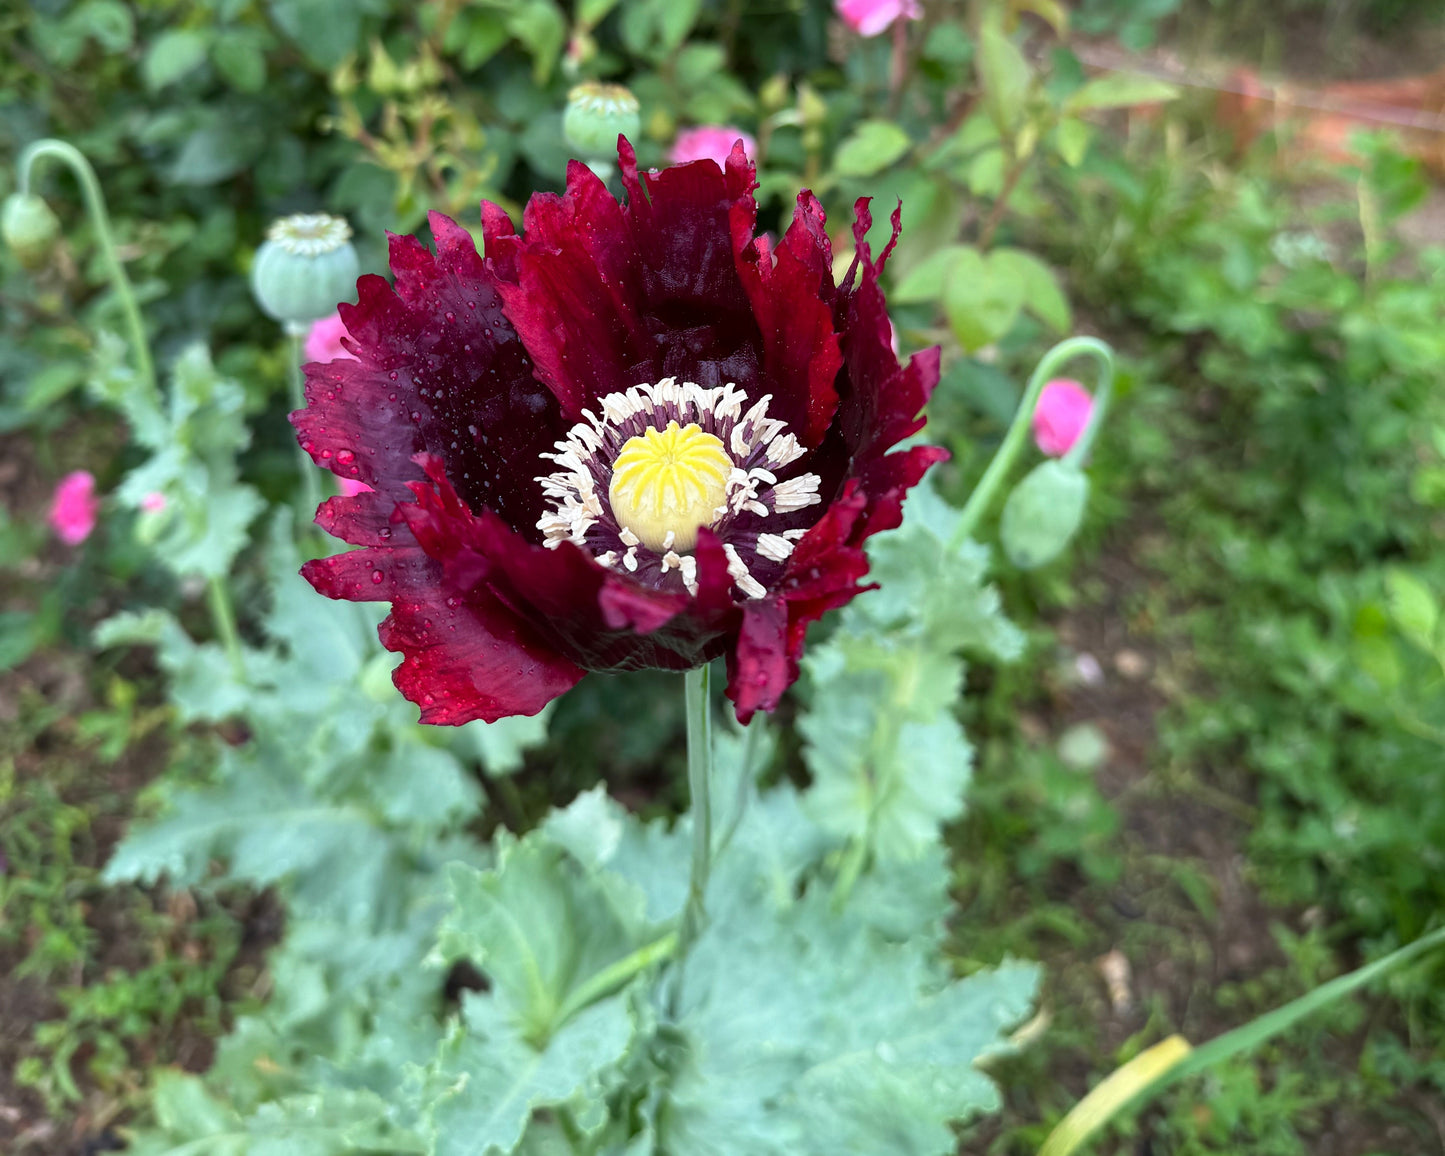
304;312;355;364
836;0;923;37
48;470;99;546
1032;379;1094;457
670;126;757;169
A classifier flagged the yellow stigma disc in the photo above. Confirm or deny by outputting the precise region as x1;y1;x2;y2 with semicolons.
608;421;733;552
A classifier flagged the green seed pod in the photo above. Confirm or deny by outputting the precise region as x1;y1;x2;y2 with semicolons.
563;82;641;160
2;192;62;269
999;459;1089;570
250;213;359;329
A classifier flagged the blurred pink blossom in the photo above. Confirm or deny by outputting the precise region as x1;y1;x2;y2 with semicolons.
304;312;355;364
140;492;167;513
836;0;923;37
48;470;98;546
669;126;756;168
1033;379;1094;457
337;477;373;497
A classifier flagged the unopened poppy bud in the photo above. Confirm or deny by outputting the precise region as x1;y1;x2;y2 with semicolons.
1000;459;1088;569
563;83;641;160
250;213;359;330
1032;379;1094;457
135;492;172;545
2;192;61;269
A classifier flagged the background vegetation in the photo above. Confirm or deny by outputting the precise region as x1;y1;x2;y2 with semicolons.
2;0;1443;1152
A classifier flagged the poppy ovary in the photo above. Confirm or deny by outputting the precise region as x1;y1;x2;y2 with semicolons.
607;421;733;553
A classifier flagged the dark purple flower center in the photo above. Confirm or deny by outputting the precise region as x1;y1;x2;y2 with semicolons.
535;377;822;598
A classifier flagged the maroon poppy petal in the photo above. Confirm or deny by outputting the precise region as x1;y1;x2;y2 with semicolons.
493;163;655;418
300;545;436;603
380;591;582;724
290;215;565;540
852;443;950;541
725;596;791;723
481;201;521;282
598;576;688;634
301;539;581;725
314;493;414;550
732;191;842;446
618;140;763;390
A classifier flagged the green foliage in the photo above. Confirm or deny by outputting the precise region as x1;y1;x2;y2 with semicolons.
799;473;1022;866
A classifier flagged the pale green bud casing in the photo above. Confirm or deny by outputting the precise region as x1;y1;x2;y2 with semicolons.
250;212;359;329
2;192;62;269
1000;459;1089;570
563;82;641;160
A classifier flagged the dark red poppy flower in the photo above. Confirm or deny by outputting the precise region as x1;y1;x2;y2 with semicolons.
292;139;945;724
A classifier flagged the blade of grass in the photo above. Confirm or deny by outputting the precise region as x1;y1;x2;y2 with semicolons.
1038;925;1445;1156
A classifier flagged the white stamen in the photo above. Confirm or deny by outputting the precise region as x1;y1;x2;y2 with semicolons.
623;546;638;571
723;543;768;599
771;473;823;513
756;532;797;562
679;554;699;596
661;550;682;573
596;551;618;568
619;526;640;548
661;529;676;551
767;433;806;468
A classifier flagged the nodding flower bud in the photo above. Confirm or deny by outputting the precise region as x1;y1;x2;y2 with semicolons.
1000;459;1089;570
563;82;641;160
2;192;61;269
250;213;359;330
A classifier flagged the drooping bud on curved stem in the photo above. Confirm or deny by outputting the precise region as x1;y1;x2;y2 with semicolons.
952;335;1115;552
13;139;157;396
2;193;61;268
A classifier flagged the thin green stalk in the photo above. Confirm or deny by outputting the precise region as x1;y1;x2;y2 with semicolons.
206;575;245;681
952;336;1116;550
671;664;714;1008
288;329;322;522
1037;925;1445;1156
18;139;156;395
554;931;678;1027
714;715;765;859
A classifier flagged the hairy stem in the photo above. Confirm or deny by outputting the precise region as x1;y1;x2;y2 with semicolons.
288;329;323;525
951;335;1116;550
671;663;714;1010
18;139;156;396
206;575;245;681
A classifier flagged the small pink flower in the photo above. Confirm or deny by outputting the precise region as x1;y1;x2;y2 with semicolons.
1032;379;1094;458
836;0;923;37
669;126;757;168
48;470;99;546
140;492;167;513
336;477;373;497
304;312;355;364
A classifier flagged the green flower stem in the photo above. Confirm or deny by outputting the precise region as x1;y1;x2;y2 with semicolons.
553;931;679;1028
951;335;1116;551
206;575;245;681
17;139;156;396
672;663;714;1004
287;328;322;526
